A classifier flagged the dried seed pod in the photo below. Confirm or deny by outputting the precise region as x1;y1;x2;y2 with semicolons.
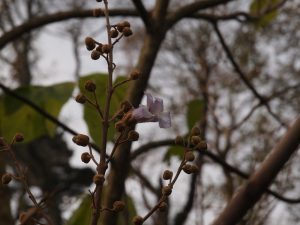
175;136;184;145
81;152;91;164
93;8;103;17
72;134;89;147
91;50;101;60
128;130;139;141
182;164;193;174
158;202;168;212
162;170;173;180
129;70;140;80
185;151;195;162
162;186;172;196
75;94;86;104
132;216;143;225
93;174;105;185
84;80;97;92
85;37;96;51
191;127;201;136
1;173;12;185
14;133;24;142
113;201;125;212
197;141;207;150
102;44;112;54
110;29;119;38
122;27;133;37
191;136;201;146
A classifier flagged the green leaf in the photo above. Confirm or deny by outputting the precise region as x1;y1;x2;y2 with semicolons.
250;0;279;27
79;73;127;145
186;99;204;130
0;82;74;142
64;195;92;225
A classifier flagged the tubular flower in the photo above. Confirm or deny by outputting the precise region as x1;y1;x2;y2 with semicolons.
132;93;171;128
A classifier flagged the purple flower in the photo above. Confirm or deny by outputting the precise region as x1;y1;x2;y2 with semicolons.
132;93;171;128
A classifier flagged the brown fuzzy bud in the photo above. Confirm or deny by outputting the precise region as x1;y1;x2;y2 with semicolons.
75;94;86;104
158;202;168;212
182;164;193;174
120;101;132;113
162;170;173;180
191;127;201;136
129;70;140;80
0;137;5;147
2;173;12;185
113;201;125;212
197;141;207;151
85;37;96;51
110;29;119;38
122;27;133;37
102;44;112;54
132;216;143;225
128;130;139;141
93;8;103;17
185;151;195;162
91;50;101;60
72;134;89;147
162;186;172;196
122;21;131;28
190;165;199;173
115;121;126;132
191;136;201;146
175;136;184;145
81;152;91;164
96;44;103;53
14;133;24;142
93;174;105;185
116;23;125;32
84;80;97;92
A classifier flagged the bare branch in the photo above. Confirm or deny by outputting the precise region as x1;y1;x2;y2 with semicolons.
131;0;152;30
212;115;300;225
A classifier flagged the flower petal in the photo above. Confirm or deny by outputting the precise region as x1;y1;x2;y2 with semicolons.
158;112;171;128
149;96;163;115
132;105;154;123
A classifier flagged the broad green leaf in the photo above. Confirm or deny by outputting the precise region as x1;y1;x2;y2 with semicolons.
79;73;127;145
250;0;279;28
0;82;74;142
65;195;92;225
187;99;204;130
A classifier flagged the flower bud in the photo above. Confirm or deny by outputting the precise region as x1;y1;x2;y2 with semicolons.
1;173;12;185
191;127;201;136
132;216;143;225
73;134;89;147
93;174;105;185
128;130;139;141
182;164;193;174
158;202;168;212
120;101;132;113
185;151;195;162
102;44;112;54
84;80;96;92
162;170;173;180
110;29;119;38
190;165;199;173
91;50;101;60
85;37;96;51
191;136;201;146
93;8;103;17
75;94;86;104
162;186;172;196
113;201;125;212
122;21;131;28
96;44;103;53
122;27;133;37
175;136;184;145
129;70;140;80
14;133;24;142
81;152;91;164
197;141;207;150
